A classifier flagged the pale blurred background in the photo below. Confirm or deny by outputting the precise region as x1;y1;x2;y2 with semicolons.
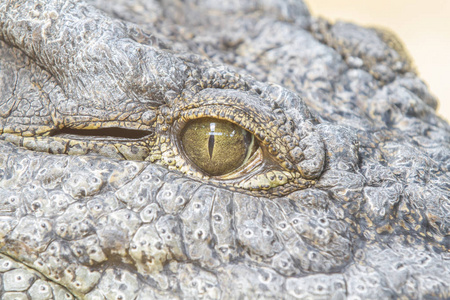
308;0;450;122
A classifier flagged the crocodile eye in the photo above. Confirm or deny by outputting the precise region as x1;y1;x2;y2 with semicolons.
181;118;259;176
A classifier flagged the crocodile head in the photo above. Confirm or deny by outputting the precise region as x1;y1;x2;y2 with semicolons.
0;0;449;299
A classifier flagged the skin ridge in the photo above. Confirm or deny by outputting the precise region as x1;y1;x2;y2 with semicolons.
0;0;449;299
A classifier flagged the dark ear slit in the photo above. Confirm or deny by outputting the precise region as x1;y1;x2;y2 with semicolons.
49;127;153;139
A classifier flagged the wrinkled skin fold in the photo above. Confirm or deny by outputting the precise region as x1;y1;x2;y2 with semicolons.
0;0;449;299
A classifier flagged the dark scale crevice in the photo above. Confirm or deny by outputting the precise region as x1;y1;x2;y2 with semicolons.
50;127;153;140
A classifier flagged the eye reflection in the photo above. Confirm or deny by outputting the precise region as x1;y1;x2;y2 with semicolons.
181;118;259;176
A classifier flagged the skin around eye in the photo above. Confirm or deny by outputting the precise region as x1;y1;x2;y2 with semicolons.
181;118;259;176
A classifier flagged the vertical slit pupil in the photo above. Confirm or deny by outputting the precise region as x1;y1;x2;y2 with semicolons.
208;135;215;159
208;123;216;159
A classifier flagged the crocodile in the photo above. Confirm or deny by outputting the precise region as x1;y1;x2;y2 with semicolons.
0;0;449;299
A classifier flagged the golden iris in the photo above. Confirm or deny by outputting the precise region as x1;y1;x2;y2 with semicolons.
181;118;258;176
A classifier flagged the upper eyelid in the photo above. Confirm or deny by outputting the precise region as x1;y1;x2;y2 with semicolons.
171;105;272;145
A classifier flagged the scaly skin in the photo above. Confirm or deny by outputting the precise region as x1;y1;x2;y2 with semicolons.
0;0;449;299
